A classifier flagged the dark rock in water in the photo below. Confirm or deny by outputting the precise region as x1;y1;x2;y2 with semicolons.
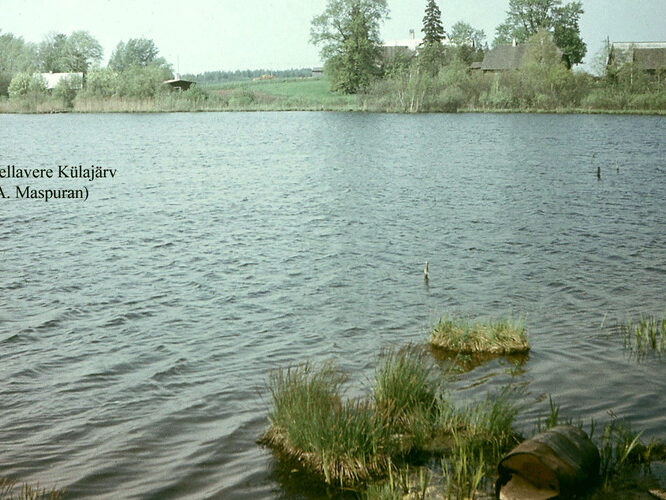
496;425;599;500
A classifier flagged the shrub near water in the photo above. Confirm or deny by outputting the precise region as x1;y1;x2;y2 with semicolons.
430;315;529;354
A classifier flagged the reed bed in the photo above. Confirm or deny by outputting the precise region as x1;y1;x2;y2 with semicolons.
430;316;529;354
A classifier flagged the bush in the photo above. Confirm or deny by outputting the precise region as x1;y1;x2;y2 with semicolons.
82;69;119;97
8;72;46;98
114;65;171;98
434;85;466;112
479;78;515;109
182;84;208;103
53;74;82;107
228;88;256;107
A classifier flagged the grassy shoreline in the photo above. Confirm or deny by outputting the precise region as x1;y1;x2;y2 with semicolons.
1;77;665;114
2;101;664;115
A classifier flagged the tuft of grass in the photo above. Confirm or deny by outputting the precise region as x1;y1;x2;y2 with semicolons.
373;346;439;451
260;351;523;493
436;388;520;456
0;478;65;500
259;362;392;486
597;418;648;489
441;432;487;500
620;313;666;358
430;315;529;354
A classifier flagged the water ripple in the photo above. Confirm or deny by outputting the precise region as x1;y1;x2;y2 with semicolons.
1;112;665;498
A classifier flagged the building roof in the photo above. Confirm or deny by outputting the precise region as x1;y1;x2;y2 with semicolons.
480;44;527;71
634;48;666;70
382;38;423;51
39;72;83;90
610;42;666;70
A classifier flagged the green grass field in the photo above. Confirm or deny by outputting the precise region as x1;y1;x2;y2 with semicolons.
203;77;358;110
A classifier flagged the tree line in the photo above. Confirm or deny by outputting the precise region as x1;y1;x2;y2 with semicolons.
182;69;313;85
311;0;664;112
0;30;174;102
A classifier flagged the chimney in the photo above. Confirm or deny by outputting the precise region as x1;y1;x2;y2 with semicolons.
409;29;415;40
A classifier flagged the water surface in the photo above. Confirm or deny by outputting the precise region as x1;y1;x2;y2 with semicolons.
1;112;665;498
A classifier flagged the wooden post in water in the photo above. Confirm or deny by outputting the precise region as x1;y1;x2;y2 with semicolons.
597;166;601;180
424;261;429;282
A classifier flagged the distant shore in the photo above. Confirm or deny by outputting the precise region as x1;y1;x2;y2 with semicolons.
2;78;664;115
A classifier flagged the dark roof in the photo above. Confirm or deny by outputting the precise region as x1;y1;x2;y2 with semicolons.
633;48;666;70
481;44;527;71
164;78;194;90
469;61;482;70
609;42;666;69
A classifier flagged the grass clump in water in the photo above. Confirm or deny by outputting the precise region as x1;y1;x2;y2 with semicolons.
430;315;529;355
259;361;393;486
373;347;439;451
620;313;666;358
260;348;522;494
260;347;444;487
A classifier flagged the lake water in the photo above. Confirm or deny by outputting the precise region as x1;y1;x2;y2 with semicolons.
1;112;665;499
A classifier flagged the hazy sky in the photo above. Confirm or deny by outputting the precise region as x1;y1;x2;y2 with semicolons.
1;0;665;74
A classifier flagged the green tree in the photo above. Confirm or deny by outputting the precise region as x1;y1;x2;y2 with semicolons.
53;74;83;107
310;0;389;94
418;0;446;75
450;21;485;50
494;0;586;67
8;72;46;98
552;2;586;68
38;32;68;72
37;31;102;73
519;30;572;107
63;31;102;73
0;31;37;73
82;68;120;97
108;38;169;71
0;30;38;95
422;0;445;46
449;21;486;64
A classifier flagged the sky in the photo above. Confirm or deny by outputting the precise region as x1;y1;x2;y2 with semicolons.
1;0;665;75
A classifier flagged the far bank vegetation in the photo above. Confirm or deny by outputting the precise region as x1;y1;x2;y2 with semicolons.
1;0;665;114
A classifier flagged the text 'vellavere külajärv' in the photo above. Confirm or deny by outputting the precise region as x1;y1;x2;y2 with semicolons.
0;164;116;181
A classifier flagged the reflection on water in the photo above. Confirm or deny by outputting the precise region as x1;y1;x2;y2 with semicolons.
0;112;665;499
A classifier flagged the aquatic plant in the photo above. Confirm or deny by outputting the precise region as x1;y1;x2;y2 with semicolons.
373;346;440;450
441;432;487;500
0;477;65;500
259;362;393;486
620;313;666;358
261;346;524;494
430;315;529;354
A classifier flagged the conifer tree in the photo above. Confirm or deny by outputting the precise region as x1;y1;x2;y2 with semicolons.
422;0;445;46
